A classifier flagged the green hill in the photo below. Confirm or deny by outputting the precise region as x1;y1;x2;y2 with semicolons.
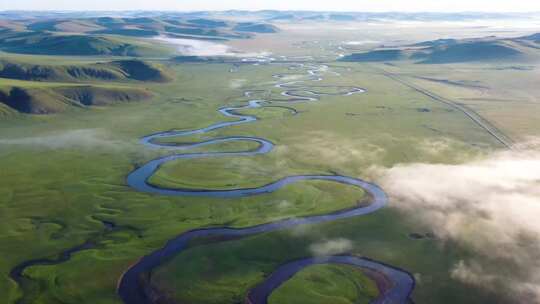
0;83;153;114
415;41;522;63
0;59;172;83
517;33;540;44
341;37;528;63
0;32;169;57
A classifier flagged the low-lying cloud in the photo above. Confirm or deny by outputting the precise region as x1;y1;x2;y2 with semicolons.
343;40;380;46
0;129;126;150
286;131;386;171
153;36;270;58
154;36;234;56
309;238;353;256
229;78;247;89
375;142;540;301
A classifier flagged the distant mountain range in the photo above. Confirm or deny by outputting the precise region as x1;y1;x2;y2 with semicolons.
1;10;539;22
0;16;278;37
0;16;279;56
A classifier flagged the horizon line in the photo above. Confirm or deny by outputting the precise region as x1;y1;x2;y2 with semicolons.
1;9;540;14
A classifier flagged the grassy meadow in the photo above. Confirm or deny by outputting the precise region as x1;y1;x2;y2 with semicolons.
268;264;379;304
0;49;517;304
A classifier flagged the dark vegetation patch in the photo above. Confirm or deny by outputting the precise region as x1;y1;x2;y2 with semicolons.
0;86;67;114
340;49;404;62
303;14;326;20
268;14;296;21
56;85;153;106
91;28;159;37
187;18;228;28
108;60;172;82
27;20;60;31
232;22;279;33
415;76;489;89
172;56;230;63
328;14;356;21
492;66;534;71
408;232;436;240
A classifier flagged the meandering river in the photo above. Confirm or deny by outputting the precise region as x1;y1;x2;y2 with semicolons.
118;63;415;304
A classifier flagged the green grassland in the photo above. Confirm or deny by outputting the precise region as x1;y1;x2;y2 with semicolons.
2;16;540;304
375;61;540;141
0;58;507;304
268;264;379;304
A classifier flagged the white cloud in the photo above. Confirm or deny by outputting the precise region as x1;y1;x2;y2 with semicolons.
229;78;247;89
375;141;540;301
309;238;353;256
0;129;126;150
153;37;271;58
153;37;235;57
344;40;380;46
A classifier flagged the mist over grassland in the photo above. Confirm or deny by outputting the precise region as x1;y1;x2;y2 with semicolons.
376;140;540;300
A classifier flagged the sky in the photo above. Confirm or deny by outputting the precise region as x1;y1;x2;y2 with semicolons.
1;0;540;12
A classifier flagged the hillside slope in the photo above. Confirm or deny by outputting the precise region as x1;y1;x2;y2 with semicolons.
2;16;279;41
0;60;172;83
340;34;539;63
232;22;279;33
0;84;153;114
0;31;169;56
414;41;522;63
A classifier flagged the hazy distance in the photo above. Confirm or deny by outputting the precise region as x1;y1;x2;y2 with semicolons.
2;0;540;12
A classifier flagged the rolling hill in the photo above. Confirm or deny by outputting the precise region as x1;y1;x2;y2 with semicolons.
0;31;169;56
414;41;522;63
0;83;153;114
0;58;168;115
232;22;279;33
328;14;357;21
340;34;539;63
520;33;540;43
0;59;172;83
0;16;279;43
186;18;228;28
